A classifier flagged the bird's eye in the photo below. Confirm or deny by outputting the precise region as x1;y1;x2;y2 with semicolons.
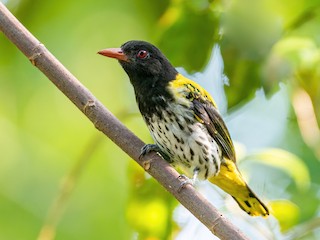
137;50;149;59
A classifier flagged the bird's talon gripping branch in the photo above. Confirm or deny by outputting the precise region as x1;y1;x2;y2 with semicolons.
140;144;172;162
178;174;189;181
139;144;159;160
177;175;194;192
177;168;199;192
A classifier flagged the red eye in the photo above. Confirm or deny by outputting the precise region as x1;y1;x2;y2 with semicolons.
137;50;149;59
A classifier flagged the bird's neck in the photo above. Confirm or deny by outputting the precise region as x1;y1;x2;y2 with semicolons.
130;73;176;119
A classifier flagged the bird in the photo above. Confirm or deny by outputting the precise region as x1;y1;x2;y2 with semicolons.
98;40;269;217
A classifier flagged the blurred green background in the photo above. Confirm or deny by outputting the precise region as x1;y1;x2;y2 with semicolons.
1;0;320;239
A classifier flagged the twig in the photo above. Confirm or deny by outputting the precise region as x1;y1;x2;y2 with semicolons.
0;3;248;240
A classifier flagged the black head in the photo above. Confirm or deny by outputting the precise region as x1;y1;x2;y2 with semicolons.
98;40;178;93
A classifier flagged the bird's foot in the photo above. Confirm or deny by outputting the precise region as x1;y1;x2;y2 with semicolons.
177;168;199;192
139;144;172;162
140;144;159;160
177;175;194;192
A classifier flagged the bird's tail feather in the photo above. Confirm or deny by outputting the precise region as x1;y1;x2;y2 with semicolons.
208;159;269;217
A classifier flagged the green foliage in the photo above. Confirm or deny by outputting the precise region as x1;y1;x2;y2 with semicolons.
246;149;310;190
1;0;320;239
126;162;176;239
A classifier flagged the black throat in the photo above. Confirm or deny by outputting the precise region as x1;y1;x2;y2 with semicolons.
125;66;178;119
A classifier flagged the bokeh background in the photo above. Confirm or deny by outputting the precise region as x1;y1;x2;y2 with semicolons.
1;0;320;239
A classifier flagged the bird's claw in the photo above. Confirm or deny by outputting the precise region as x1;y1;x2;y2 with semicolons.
139;144;172;162
139;144;160;160
177;175;194;192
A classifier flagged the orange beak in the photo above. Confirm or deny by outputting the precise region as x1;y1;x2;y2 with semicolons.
98;48;128;62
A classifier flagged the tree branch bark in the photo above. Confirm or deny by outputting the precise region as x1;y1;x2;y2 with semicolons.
0;3;248;240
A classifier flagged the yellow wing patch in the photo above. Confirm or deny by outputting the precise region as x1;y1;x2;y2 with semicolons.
168;74;217;107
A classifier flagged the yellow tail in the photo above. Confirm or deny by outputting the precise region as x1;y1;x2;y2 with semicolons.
208;159;269;217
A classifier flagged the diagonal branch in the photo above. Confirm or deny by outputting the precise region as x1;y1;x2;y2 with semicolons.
0;3;248;240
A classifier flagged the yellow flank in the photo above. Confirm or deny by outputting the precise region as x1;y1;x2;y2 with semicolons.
209;159;269;217
168;73;217;107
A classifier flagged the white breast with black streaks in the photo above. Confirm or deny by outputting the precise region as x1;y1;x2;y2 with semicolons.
145;102;222;180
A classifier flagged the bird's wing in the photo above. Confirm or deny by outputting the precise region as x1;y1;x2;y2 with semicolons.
193;99;236;162
169;74;236;162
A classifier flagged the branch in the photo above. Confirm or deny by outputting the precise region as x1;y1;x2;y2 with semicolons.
0;3;248;240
